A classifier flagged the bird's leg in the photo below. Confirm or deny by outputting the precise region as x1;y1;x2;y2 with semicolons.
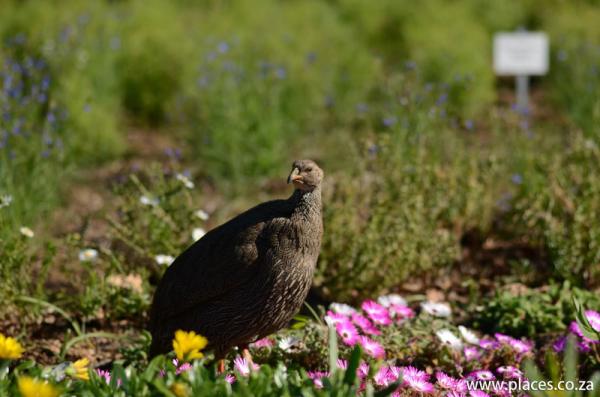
217;359;225;374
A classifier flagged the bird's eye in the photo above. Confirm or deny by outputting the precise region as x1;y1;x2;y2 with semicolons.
305;167;312;172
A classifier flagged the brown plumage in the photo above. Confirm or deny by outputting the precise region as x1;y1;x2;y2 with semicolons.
149;159;324;358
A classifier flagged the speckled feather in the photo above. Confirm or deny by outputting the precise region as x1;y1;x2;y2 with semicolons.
149;160;323;358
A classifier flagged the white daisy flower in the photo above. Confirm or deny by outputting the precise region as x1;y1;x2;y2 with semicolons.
421;301;452;317
377;294;407;307
278;336;300;352
194;209;209;221
0;194;13;208
155;254;175;266
19;226;34;238
329;303;357;315
436;329;463;350
176;173;194;189
192;227;206;241
79;248;99;262
139;195;159;206
458;325;480;344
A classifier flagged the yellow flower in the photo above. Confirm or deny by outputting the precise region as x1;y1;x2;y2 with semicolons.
0;332;24;360
170;381;189;397
172;330;208;361
17;376;60;397
69;358;90;381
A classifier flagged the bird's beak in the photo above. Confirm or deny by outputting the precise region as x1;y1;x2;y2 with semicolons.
287;167;301;184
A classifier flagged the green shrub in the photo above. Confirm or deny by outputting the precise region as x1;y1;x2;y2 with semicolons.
512;134;600;285
333;0;495;118
0;0;125;164
316;76;501;302
118;0;194;125
181;0;379;188
542;3;600;138
402;0;494;118
472;283;600;339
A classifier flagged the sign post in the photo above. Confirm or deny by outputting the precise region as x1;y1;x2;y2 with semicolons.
493;32;549;111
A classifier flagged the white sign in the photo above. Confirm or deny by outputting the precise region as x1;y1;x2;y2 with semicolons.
493;32;549;76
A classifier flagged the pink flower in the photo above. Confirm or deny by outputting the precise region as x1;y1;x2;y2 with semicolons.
494;333;513;344
497;365;523;379
494;333;533;354
233;356;259;376
463;346;480;361
374;366;394;386
401;366;429;382
307;371;329;389
569;322;584;337
96;369;111;385
585;310;600;332
352;313;381;335
469;370;495;381
357;362;370;379
224;374;235;384
362;300;387;315
388;366;402;381
436;371;457;389
358;336;385;359
401;366;431;395
250;337;274;349
336;321;360;346
479;339;500;350
447;392;467;397
578;340;593;352
324;310;349;326
404;371;435;394
454;379;468;392
172;359;192;375
510;339;533;354
389;304;415;321
570;321;599;346
369;311;392;326
493;384;512;397
553;336;567;352
332;359;346;371
176;363;192;374
469;391;490;397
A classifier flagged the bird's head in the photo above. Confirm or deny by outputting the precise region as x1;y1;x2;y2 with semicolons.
287;159;323;192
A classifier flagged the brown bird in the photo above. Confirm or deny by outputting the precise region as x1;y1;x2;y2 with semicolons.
149;160;324;367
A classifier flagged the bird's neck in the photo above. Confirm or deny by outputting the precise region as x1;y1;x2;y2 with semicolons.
290;187;322;222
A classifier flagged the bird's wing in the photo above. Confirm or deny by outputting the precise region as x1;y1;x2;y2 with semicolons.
150;199;292;322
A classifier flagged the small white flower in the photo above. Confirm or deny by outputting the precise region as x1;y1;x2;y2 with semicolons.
176;173;194;189
0;194;13;208
329;303;357;315
192;227;206;241
155;254;175;266
377;294;407;307
458;326;480;345
436;329;463;350
421;301;452;317
79;248;99;262
277;336;300;352
140;195;159;206
194;209;209;221
19;226;34;238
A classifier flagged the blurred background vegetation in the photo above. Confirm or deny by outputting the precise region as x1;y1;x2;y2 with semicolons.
1;0;600;334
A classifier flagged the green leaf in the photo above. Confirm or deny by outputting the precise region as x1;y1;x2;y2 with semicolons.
573;298;600;341
343;346;362;386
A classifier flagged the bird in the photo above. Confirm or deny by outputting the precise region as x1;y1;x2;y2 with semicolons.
148;159;324;367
